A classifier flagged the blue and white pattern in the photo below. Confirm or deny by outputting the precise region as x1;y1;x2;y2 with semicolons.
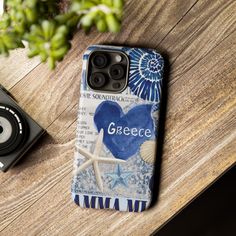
72;45;164;212
125;48;164;102
106;165;132;189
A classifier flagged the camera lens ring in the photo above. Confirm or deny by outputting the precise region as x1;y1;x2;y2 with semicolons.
89;73;107;89
0;104;28;156
91;53;108;69
109;64;125;80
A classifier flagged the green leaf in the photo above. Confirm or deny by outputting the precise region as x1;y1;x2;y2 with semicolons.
96;18;108;32
0;0;125;69
105;13;121;32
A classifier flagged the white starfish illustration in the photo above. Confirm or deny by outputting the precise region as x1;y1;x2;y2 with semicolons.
75;129;125;192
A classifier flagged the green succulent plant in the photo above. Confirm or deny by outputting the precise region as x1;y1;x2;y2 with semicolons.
0;0;124;69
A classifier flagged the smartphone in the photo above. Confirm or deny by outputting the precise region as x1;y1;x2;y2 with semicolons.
71;45;164;212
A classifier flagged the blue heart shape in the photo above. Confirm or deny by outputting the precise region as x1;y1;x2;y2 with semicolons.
94;101;154;160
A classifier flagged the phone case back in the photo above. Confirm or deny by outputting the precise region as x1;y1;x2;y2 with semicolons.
72;45;164;212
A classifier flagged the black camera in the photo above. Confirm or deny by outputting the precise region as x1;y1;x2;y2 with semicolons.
0;86;45;172
87;50;129;92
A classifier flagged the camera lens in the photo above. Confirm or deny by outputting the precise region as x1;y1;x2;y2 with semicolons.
92;53;108;68
89;73;107;89
109;64;125;80
0;117;12;144
0;104;28;156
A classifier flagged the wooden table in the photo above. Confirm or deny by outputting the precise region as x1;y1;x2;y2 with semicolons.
0;1;236;235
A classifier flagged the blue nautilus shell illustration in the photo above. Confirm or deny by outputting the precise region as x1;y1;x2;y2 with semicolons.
125;48;164;102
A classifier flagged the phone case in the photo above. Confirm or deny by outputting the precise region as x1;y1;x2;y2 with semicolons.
71;45;164;212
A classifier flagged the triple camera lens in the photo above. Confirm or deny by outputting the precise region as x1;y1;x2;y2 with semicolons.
88;51;128;92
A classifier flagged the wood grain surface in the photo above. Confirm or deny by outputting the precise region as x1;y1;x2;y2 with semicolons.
0;0;236;235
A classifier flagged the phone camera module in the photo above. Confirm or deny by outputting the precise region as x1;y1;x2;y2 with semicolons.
109;64;125;80
87;50;129;92
89;73;107;89
92;53;108;68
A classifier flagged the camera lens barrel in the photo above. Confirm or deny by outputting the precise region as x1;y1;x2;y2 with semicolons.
0;104;28;156
109;64;125;80
92;53;108;68
89;73;107;89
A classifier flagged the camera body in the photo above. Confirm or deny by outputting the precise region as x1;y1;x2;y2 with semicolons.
0;86;45;172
